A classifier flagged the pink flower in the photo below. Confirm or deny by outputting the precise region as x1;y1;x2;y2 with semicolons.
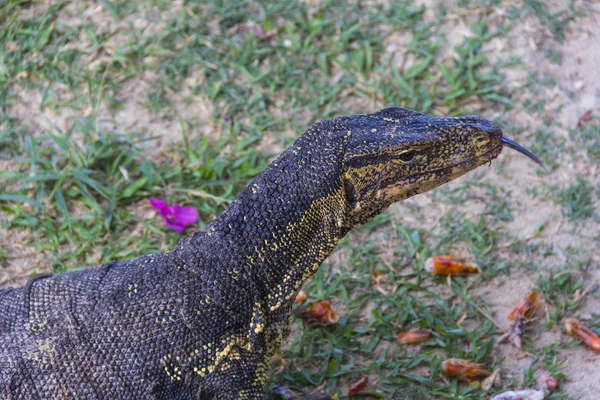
149;198;198;233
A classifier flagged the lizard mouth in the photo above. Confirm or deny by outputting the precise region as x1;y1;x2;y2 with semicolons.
353;136;545;210
449;142;503;172
501;136;548;172
451;135;546;173
374;145;503;204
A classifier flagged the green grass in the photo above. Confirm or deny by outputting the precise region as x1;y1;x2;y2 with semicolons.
0;0;596;399
553;177;596;221
570;116;600;165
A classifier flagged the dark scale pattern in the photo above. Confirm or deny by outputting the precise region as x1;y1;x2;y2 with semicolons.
0;108;505;399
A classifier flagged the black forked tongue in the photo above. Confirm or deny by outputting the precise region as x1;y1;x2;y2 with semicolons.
501;136;548;173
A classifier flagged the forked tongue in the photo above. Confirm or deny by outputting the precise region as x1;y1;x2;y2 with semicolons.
501;136;548;173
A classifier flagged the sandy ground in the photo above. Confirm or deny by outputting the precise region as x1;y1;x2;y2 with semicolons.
1;0;599;398
384;1;600;397
487;4;600;397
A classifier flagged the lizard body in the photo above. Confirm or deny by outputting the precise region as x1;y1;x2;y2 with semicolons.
0;107;543;399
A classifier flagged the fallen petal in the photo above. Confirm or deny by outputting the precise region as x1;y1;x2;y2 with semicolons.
173;205;199;226
498;315;526;348
564;318;600;353
508;292;538;322
577;109;593;128
348;375;369;396
481;369;501;390
149;198;167;211
442;358;491;382
396;330;431;345
370;271;386;285
425;255;479;276
272;386;332;400
535;371;558;390
295;290;307;303
490;389;545;400
296;300;340;326
164;219;185;233
271;353;290;372
150;199;198;232
161;206;184;232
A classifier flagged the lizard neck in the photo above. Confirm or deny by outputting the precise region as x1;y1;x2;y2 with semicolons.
185;122;349;312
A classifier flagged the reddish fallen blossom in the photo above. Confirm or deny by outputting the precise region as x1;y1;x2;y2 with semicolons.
577;109;593;128
348;375;369;396
490;389;545;400
442;358;491;382
424;255;479;276
565;318;600;353
544;377;558;390
271;353;290;373
294;290;307;303
535;371;558;390
499;292;539;348
370;271;385;285
508;292;538;322
253;25;277;41
396;330;431;345
296;300;340;326
272;385;332;400
149;198;198;233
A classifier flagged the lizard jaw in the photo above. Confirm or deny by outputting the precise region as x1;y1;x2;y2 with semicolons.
379;143;503;201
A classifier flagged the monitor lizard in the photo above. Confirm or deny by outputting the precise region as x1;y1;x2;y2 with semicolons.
0;107;545;399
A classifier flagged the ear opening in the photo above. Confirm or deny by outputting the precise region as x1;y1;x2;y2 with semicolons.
343;179;357;208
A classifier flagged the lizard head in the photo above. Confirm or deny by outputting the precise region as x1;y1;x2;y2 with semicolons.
340;107;545;227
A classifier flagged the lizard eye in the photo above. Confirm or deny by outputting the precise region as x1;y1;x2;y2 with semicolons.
473;136;489;147
398;150;416;163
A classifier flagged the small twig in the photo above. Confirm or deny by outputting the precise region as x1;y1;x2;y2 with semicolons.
574;282;598;303
92;62;112;140
451;281;503;330
443;0;519;20
444;7;494;20
473;302;503;330
176;189;231;205
3;253;37;260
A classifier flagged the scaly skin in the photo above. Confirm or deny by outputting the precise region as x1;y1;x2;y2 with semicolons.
0;107;507;399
